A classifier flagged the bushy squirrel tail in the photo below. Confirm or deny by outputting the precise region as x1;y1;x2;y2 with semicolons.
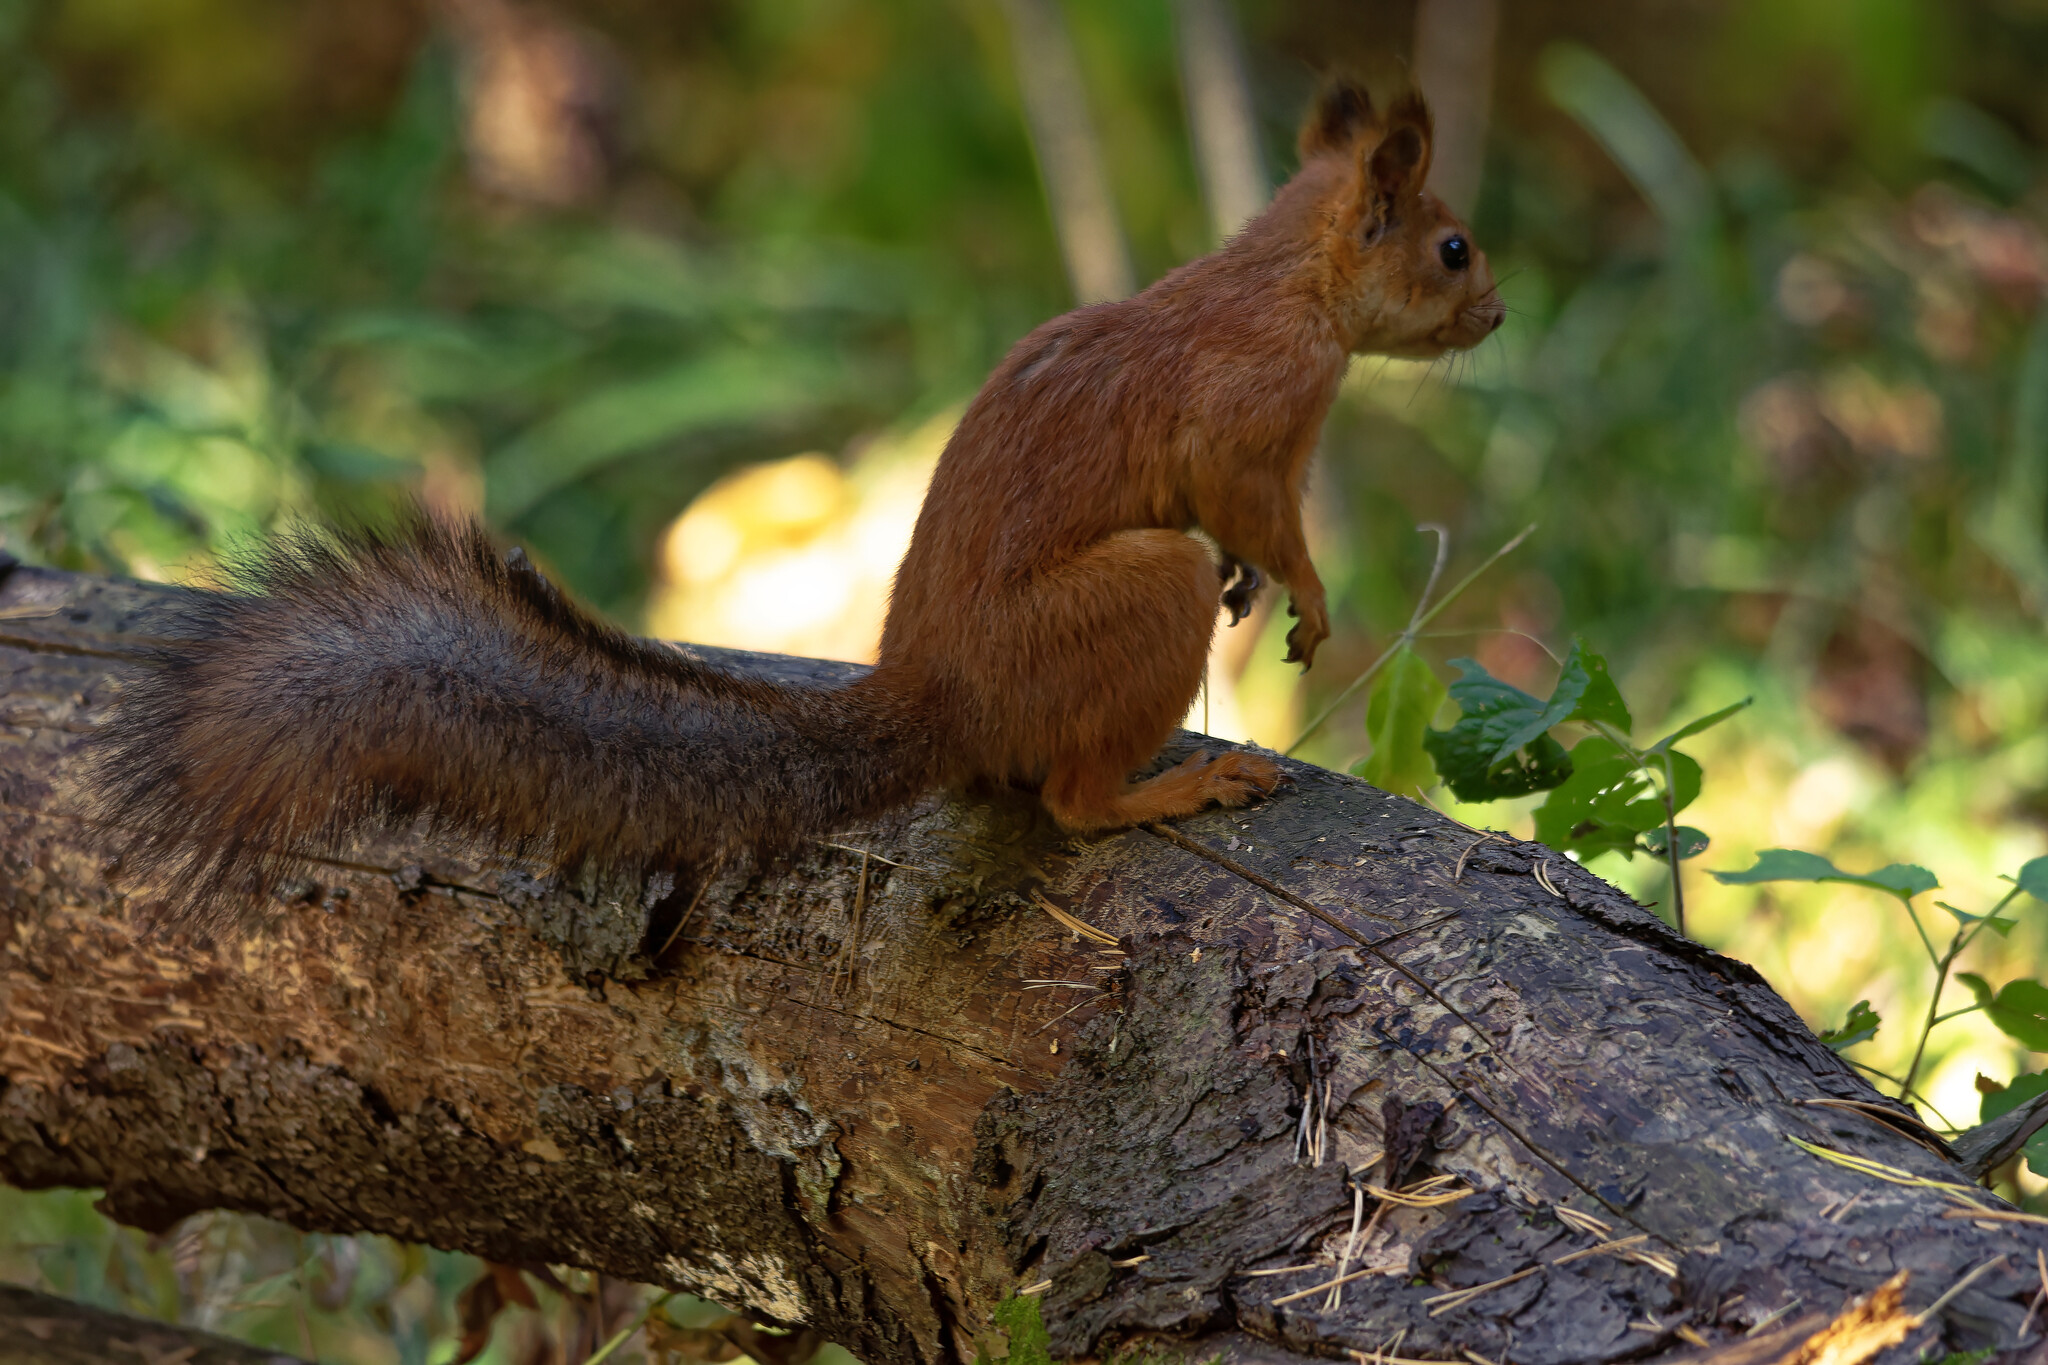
89;515;941;928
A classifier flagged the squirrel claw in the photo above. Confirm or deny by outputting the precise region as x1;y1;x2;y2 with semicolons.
1284;620;1326;671
1218;557;1262;626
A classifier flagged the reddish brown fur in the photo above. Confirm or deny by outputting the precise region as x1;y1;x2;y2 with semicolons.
90;82;1500;923
881;82;1501;829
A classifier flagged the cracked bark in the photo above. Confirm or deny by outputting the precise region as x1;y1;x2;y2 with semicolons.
4;560;2048;1365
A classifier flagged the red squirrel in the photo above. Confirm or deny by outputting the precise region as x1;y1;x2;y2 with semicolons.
91;81;1501;923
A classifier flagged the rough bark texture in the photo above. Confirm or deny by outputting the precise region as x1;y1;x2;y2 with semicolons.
0;1283;310;1365
6;561;2048;1365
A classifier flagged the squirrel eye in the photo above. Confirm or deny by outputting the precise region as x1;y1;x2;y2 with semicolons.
1438;236;1470;271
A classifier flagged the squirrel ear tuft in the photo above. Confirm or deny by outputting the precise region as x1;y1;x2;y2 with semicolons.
1299;77;1374;158
1364;91;1434;208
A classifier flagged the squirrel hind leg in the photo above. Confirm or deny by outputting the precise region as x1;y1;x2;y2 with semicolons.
1041;748;1283;833
967;526;1260;833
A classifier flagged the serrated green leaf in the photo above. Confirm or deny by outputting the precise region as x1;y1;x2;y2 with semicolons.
1640;825;1710;859
1707;849;1937;901
1488;640;1628;761
1424;659;1575;802
1957;972;1995;1009
1532;737;1648;849
2017;856;2048;904
1939;901;2017;936
1982;1071;2048;1123
1529;735;1704;862
1817;999;1880;1050
1356;647;1447;798
1566;644;1632;730
1649;697;1753;753
1989;980;2048;1050
1425;724;1573;802
1491;653;1584;759
1443;658;1572;768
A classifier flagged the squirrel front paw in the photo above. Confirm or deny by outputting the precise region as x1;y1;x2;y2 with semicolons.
1283;597;1329;669
1218;556;1262;626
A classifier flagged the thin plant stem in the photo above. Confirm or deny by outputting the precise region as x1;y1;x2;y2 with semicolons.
1899;886;2023;1101
1416;626;1564;665
1901;926;1965;1102
1583;717;1687;937
1409;522;1454;635
1660;750;1685;938
585;1291;675;1365
1900;897;1942;969
1287;522;1535;755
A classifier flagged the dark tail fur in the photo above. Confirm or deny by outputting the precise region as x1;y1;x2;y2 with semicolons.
89;515;941;928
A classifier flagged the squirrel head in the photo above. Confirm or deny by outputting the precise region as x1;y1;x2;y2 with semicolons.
1291;80;1504;358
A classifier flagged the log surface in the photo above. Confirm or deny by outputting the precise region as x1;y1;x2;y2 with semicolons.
3;561;2045;1365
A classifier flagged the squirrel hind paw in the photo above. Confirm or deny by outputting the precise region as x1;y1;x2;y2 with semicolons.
1193;750;1284;808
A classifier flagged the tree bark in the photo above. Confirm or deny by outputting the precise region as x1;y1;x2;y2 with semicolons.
5;559;2048;1365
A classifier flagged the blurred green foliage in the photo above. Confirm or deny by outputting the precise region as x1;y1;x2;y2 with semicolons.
8;0;2048;1356
2;1185;532;1361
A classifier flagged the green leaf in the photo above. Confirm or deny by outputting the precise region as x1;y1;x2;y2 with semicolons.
1658;751;1704;818
1565;643;1633;731
1981;1070;2048;1123
1861;864;1942;898
2027;1126;2048;1179
1453;658;1576;767
1533;737;1652;847
1817;999;1880;1050
1707;849;1938;901
1987;980;2048;1050
1530;736;1702;862
1709;848;1838;883
1639;825;1710;859
2016;856;2048;904
1531;740;1654;859
1423;659;1575;802
1356;647;1447;798
1649;697;1753;753
1957;971;1995;1008
1487;640;1627;762
1939;901;2017;936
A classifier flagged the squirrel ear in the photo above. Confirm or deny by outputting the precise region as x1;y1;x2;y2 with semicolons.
1299;77;1374;158
1362;91;1433;216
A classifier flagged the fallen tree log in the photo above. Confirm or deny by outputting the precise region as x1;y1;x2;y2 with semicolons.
4;558;2048;1365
